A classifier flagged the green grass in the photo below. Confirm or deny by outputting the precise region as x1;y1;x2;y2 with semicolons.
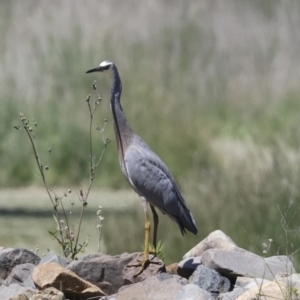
0;1;300;269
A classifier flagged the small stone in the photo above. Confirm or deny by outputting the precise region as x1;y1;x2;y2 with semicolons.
166;262;178;274
189;265;231;297
123;253;166;285
10;287;65;300
183;230;237;259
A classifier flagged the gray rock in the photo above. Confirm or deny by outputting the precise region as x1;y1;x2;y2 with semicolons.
0;283;35;300
115;273;187;300
217;287;245;300
0;248;40;280
234;277;257;288
40;250;69;267
10;287;65;300
176;284;212;300
201;249;296;281
265;256;295;275
5;263;35;288
189;265;231;298
184;230;237;259
177;257;202;279
123;253;166;285
81;253;111;261
67;252;139;295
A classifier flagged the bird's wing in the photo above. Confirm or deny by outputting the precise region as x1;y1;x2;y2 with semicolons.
124;142;197;235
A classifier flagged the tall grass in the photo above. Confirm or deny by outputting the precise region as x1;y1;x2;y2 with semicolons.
1;0;300;267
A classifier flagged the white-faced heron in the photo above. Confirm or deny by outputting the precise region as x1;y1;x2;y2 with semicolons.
86;60;197;275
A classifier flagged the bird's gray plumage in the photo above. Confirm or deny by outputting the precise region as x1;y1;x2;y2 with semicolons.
124;136;197;235
86;60;197;236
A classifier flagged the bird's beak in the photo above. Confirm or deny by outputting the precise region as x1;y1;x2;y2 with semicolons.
86;66;102;74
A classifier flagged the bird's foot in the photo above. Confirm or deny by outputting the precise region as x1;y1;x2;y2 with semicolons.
128;253;162;277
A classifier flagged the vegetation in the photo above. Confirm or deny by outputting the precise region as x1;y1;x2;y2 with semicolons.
0;1;300;268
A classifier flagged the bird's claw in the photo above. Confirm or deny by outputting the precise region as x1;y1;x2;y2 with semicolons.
128;254;162;277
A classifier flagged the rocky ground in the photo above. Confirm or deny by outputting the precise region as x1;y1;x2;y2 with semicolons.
0;230;299;300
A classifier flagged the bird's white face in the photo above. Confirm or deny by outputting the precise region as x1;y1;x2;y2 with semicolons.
99;60;113;70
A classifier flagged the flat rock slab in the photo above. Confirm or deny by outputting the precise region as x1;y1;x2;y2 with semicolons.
201;249;295;280
67;252;140;295
116;273;188;300
33;262;105;299
123;253;166;285
0;248;40;280
183;230;237;259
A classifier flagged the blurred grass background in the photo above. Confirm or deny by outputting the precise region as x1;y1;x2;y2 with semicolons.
1;0;300;268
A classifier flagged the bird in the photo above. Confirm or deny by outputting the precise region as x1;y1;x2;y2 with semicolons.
86;60;197;275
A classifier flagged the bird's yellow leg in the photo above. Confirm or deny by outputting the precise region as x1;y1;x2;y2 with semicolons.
128;199;160;277
150;205;159;255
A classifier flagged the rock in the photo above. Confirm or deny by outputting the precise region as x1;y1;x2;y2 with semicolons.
123;253;166;285
10;287;65;300
201;249;295;281
189;265;231;297
166;262;178;275
183;230;237;259
278;273;300;291
5;263;36;288
176;284;212;300
236;281;290;300
115;273;188;300
99;294;117;300
67;252;139;295
244;278;270;290
235;276;258;288
0;248;40;280
265;256;295;276
40;250;69;267
217;287;245;300
0;283;35;300
177;257;202;279
32;262;105;299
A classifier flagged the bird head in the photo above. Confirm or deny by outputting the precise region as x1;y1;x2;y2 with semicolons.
86;60;114;74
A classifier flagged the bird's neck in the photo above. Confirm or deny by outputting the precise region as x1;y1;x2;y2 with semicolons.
110;65;134;160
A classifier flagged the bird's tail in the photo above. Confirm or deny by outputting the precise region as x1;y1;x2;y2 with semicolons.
177;205;198;236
